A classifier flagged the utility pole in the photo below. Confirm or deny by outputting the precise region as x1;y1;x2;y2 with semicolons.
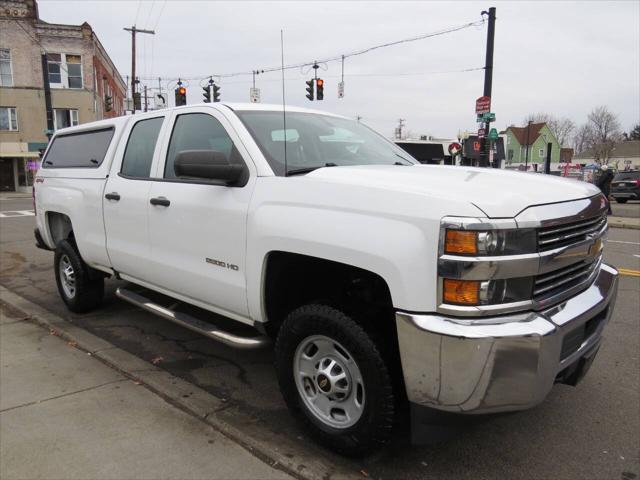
123;26;155;108
525;119;532;170
40;53;54;139
396;118;405;140
143;85;148;112
479;7;496;167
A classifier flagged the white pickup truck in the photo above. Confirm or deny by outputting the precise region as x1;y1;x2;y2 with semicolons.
34;103;618;455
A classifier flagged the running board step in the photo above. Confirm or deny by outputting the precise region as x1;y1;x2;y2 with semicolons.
115;287;270;350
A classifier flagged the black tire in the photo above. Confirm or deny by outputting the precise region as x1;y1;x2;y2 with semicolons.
54;239;104;313
615;198;628;203
275;304;395;456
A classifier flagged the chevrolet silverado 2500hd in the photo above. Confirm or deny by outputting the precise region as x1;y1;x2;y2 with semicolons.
34;103;618;455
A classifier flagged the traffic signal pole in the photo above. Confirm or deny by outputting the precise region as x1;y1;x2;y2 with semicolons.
480;7;496;167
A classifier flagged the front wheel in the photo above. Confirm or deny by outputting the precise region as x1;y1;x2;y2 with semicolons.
54;239;104;313
275;304;396;456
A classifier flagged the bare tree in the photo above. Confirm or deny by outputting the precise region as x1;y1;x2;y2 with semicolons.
586;106;622;163
573;124;593;155
522;113;575;147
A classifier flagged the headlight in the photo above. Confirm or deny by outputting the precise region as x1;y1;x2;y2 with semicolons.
444;228;537;256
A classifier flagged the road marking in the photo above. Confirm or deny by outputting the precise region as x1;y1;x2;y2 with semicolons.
618;268;640;277
0;210;35;218
633;254;640;259
607;240;640;245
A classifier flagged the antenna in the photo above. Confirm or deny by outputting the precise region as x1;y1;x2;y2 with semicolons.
280;30;288;177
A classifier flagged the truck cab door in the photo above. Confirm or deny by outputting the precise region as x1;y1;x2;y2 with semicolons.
103;115;166;282
146;107;256;321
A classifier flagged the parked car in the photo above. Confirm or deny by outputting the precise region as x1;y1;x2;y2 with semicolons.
33;103;618;455
611;170;640;203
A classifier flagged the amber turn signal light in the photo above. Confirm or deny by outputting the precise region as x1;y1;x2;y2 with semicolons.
444;230;478;255
443;279;480;305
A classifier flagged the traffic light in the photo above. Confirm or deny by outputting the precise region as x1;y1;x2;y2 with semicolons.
104;95;113;112
316;78;324;101
202;85;211;103
175;86;187;106
305;79;314;101
212;83;221;102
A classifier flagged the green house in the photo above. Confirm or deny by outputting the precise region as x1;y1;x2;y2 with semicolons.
504;123;561;165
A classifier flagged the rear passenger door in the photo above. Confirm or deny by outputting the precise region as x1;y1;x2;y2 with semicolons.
146;108;255;320
103;115;165;282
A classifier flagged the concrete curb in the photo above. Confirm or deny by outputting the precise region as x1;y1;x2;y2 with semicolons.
0;286;336;480
608;217;640;230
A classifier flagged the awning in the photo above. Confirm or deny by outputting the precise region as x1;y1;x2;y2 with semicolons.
0;152;41;158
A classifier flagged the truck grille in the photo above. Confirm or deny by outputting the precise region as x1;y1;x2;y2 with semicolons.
538;214;607;252
533;256;601;300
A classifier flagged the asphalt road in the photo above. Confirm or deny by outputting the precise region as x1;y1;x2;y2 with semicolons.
1;196;639;480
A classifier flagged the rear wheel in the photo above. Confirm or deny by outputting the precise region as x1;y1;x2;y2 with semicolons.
615;198;628;203
54;239;104;313
275;304;395;456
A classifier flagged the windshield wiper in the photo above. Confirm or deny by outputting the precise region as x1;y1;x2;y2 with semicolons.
287;163;337;176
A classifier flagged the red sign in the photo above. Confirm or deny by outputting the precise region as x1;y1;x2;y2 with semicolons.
473;141;481;152
475;96;491;114
478;128;486;138
448;142;462;155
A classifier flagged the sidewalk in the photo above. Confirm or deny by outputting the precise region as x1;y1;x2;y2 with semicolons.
608;215;640;230
0;301;291;480
0;193;31;200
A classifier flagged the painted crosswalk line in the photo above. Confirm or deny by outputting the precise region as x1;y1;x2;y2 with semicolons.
0;210;35;218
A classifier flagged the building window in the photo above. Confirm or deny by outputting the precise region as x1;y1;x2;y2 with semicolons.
539;148;545;158
0;49;13;86
508;149;514;162
54;109;79;130
47;53;83;89
0;107;18;131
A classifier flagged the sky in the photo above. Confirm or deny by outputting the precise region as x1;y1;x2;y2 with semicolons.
37;0;640;140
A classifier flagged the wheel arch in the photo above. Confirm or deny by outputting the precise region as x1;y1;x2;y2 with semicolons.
260;251;395;337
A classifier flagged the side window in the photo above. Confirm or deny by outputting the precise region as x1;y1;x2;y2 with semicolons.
42;128;114;168
121;117;164;178
165;113;239;179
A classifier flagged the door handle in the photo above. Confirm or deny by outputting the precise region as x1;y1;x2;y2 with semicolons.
105;192;120;201
150;196;170;207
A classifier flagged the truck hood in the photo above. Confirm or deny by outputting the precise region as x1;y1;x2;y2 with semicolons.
304;164;601;218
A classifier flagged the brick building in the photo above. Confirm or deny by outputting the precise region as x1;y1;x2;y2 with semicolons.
0;0;126;192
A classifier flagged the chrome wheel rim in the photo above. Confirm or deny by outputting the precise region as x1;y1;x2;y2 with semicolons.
59;254;76;299
293;335;365;429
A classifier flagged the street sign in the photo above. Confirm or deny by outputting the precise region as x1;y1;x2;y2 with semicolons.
477;112;496;122
475;96;491;114
448;142;462;155
155;93;167;109
250;87;261;103
489;128;499;140
478;128;486;138
338;81;344;99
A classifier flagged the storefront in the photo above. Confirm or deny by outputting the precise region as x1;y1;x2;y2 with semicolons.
0;153;41;193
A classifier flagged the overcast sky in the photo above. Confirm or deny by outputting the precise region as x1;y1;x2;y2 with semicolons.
37;0;640;140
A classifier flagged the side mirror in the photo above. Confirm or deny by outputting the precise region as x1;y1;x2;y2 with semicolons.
174;150;244;185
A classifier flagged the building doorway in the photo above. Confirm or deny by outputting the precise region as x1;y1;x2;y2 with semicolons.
0;158;15;191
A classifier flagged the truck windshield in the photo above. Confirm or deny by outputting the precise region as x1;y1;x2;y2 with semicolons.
236;111;417;176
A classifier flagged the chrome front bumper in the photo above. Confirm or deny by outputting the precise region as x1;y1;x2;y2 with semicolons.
396;263;619;414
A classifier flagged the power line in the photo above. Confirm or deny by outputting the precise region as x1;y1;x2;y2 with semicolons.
152;0;167;30
212;18;485;79
135;66;485;84
133;1;142;26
